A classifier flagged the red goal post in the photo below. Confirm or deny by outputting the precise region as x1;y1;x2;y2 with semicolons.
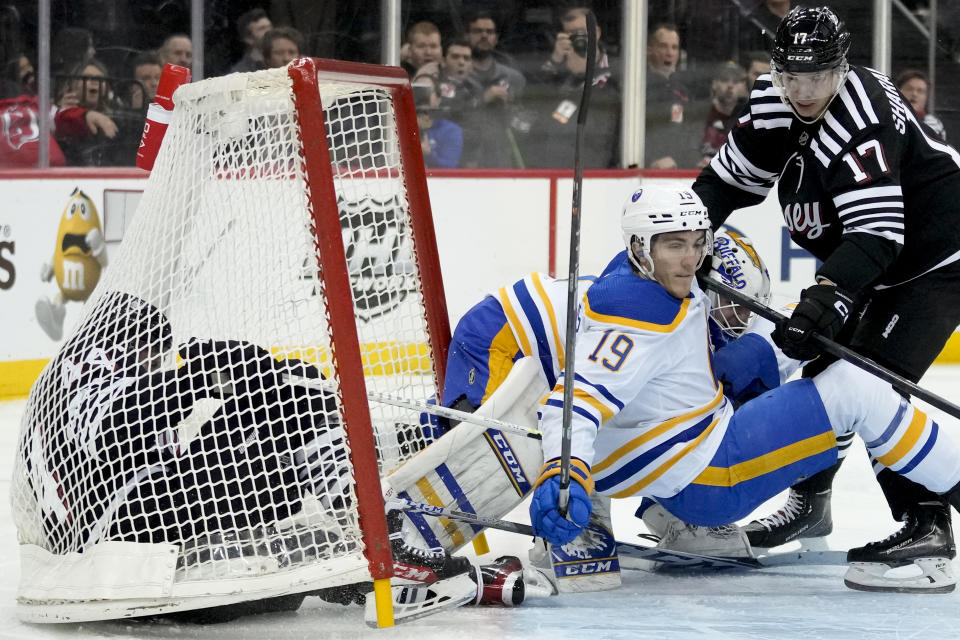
12;58;451;627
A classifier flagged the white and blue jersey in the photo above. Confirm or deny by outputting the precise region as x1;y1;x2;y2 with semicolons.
540;251;735;499
538;252;840;525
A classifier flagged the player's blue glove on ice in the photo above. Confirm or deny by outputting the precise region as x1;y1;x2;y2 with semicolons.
530;458;593;546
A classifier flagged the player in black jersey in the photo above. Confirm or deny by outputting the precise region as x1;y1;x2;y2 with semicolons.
692;6;960;592
20;292;346;555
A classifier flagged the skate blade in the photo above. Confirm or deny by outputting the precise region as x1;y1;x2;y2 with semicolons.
364;573;477;627
844;558;956;594
750;535;831;554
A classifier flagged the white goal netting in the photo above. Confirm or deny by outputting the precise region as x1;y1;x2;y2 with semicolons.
11;62;444;622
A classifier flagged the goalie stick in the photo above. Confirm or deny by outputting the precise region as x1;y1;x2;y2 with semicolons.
558;8;599;517
385;497;846;571
698;275;960;420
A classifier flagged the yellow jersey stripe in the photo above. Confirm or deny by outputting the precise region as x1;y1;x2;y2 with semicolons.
584;296;689;332
415;477;466;547
593;386;725;473
484;322;521;402
610;416;722;498
554;383;615;423
560;385;614;424
692;431;837;486
877;408;928;467
499;287;534;356
531;272;566;370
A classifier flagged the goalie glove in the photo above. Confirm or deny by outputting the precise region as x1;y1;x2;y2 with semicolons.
529;458;593;546
772;284;855;362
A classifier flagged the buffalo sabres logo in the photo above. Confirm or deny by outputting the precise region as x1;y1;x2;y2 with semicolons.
798;131;809;146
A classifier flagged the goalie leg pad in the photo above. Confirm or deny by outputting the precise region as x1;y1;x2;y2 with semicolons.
384;357;548;552
538;493;622;593
844;558;956;594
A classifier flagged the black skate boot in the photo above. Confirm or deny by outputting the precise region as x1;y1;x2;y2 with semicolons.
845;501;956;593
387;511;472;584
743;486;833;549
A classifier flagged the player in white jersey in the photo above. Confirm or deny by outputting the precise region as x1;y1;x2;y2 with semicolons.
530;185;960;592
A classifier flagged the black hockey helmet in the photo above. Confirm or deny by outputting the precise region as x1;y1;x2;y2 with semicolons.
771;6;850;73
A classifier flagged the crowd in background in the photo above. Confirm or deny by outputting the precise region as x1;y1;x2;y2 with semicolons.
0;0;955;169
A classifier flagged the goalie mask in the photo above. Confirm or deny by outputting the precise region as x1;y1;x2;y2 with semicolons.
621;186;712;280
770;6;850;123
707;230;771;337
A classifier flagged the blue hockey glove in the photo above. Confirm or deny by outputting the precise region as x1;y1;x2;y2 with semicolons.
530;458;593;546
771;284;855;362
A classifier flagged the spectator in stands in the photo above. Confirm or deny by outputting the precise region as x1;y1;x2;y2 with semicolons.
60;59;114;113
520;6;621;169
414;75;463;168
462;10;526;168
54;58;127;166
401;22;442;78
129;51;163;110
645;23;693;169
231;8;272;74
743;50;772;89
0;9;115;168
896;69;947;141
696;61;748;168
262;27;304;69
159;34;193;72
436;39;481;113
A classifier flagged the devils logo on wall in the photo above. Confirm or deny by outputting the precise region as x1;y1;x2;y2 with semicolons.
299;193;419;322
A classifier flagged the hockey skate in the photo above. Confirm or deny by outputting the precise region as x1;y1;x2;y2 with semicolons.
640;500;755;563
845;502;957;593
386;510;473;584
743;486;833;551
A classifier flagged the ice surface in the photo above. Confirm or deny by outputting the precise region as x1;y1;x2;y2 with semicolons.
1;367;958;639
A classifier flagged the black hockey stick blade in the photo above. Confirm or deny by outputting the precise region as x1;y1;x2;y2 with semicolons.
698;275;960;420
557;9;599;516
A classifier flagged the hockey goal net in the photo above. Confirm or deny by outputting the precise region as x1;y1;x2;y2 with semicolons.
11;58;449;624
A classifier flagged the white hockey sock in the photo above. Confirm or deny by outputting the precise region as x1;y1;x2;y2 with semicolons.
814;360;960;493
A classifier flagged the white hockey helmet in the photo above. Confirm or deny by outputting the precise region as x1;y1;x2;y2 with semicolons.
621;186;713;279
707;229;772;336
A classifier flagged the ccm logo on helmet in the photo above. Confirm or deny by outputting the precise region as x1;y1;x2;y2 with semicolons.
787;54;814;61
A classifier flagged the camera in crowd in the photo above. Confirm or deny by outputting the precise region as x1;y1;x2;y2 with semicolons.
570;30;590;57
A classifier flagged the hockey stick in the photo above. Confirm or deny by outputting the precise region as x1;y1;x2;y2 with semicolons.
365;390;542;439
386;497;846;570
558;9;599;517
384;497;760;568
698;276;960;420
285;376;543;439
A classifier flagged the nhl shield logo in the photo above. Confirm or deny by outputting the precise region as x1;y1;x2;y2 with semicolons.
338;194;417;322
